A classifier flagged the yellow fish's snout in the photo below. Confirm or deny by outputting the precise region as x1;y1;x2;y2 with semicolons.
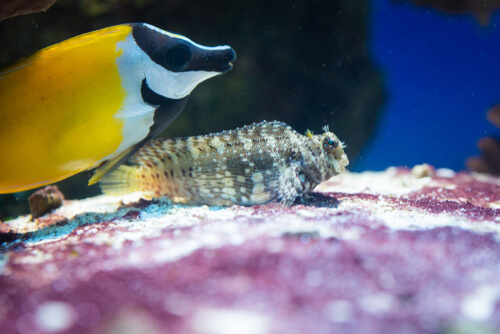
218;47;237;73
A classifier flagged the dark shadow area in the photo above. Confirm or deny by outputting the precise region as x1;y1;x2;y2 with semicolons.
0;0;385;218
294;192;341;208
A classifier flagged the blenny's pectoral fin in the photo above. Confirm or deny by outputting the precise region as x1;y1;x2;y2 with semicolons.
276;164;304;206
231;165;300;207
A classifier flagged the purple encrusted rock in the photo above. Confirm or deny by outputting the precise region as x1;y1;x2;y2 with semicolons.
1;166;500;333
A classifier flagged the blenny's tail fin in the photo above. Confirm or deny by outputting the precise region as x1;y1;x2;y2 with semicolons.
99;165;141;196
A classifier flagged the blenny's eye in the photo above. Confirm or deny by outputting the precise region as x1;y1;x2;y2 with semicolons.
166;45;192;72
323;137;338;152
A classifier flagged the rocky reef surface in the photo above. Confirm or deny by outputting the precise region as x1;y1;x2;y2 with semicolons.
1;166;500;333
0;0;56;21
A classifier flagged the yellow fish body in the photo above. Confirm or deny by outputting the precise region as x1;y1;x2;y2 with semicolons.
0;23;235;194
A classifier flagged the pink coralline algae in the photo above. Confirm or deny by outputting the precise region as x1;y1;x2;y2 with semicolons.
0;166;500;333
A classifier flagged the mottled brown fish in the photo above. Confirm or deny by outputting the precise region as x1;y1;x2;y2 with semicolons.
100;121;348;206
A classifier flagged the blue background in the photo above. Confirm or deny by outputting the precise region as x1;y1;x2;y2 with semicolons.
355;0;500;171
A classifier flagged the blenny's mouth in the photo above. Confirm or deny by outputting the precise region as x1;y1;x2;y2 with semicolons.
338;154;349;171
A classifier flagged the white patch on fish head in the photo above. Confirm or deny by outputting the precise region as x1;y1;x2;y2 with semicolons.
103;25;235;166
135;24;235;99
144;67;221;99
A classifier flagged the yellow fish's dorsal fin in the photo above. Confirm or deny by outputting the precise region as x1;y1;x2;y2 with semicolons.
88;145;137;185
305;129;314;138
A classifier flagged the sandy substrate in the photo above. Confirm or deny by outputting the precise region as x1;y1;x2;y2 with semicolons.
1;166;500;334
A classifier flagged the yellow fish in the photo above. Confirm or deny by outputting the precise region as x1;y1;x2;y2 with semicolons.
0;23;236;194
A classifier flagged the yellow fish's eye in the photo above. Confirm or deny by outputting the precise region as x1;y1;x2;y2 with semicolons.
323;137;338;152
166;44;193;72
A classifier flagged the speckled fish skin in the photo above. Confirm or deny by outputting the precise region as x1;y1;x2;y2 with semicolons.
100;121;349;206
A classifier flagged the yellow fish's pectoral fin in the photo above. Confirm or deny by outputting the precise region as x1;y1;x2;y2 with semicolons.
90;85;191;186
88;145;138;185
